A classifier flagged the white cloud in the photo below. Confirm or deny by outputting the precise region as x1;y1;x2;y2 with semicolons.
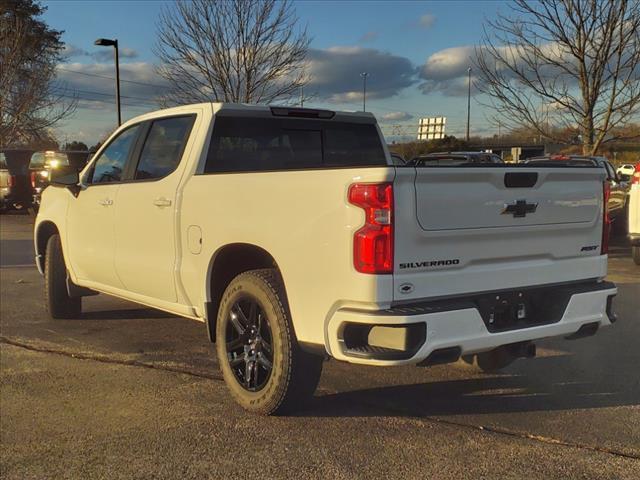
380;111;413;122
420;46;474;81
62;44;139;62
92;47;139;62
418;14;436;28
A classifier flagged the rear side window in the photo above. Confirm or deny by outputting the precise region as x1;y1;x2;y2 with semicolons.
90;125;140;184
135;115;195;180
204;116;386;173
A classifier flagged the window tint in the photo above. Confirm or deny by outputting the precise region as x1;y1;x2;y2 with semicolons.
204;116;386;173
91;125;140;184
135;116;195;180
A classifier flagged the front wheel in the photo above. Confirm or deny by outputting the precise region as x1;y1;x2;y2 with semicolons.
216;269;323;415
633;245;640;266
45;234;82;319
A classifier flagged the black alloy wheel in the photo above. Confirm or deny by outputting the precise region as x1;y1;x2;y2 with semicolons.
216;269;324;415
225;296;274;391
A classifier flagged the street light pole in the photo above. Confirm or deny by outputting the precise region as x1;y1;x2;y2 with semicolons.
466;67;471;142
94;38;121;126
360;72;369;112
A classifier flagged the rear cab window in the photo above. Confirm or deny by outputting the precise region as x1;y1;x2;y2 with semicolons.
204;116;387;173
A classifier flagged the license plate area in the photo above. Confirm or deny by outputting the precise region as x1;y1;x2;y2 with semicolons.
474;287;571;333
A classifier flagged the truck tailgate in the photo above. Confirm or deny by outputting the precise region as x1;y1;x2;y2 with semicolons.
393;166;607;302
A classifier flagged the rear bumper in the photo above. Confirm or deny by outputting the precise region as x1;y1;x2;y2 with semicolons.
326;281;617;366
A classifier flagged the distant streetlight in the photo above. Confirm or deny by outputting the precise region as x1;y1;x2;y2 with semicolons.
466;67;471;142
360;72;369;112
94;38;121;126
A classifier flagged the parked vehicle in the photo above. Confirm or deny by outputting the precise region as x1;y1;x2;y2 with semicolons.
30;151;93;211
35;104;617;415
0;153;8;211
390;152;406;165
628;163;640;265
524;155;629;234
411;151;503;166
0;149;34;212
617;164;636;177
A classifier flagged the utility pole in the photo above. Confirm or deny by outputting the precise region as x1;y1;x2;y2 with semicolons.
300;86;304;108
360;72;369;112
466;67;471;141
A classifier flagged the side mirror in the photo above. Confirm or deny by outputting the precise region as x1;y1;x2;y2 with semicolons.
50;165;79;186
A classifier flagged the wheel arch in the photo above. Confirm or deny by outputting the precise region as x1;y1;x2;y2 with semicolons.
35;221;60;274
205;243;284;343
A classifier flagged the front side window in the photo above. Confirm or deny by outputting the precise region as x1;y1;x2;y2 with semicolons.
90;125;140;184
134;116;195;180
204;116;386;173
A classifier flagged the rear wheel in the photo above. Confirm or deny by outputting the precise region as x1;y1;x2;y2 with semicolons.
216;268;323;415
45;234;82;319
633;246;640;266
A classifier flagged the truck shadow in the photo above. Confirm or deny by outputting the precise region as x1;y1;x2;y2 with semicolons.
307;356;639;418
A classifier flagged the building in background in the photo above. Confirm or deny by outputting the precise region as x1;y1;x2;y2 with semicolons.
417;117;446;140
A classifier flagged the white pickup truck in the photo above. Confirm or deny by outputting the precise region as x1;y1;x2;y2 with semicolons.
35;103;617;415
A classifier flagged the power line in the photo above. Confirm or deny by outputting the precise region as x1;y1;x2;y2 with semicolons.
56;67;170;90
51;84;159;107
54;91;154;110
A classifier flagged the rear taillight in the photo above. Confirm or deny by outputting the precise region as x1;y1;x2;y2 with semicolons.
632;163;640;185
602;181;611;255
30;171;36;188
7;175;16;188
348;183;393;274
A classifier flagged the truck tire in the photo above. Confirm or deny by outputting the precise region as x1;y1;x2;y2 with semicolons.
45;234;82;319
216;268;323;415
633;246;640;266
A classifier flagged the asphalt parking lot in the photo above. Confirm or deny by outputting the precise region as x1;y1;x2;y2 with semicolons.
1;212;638;479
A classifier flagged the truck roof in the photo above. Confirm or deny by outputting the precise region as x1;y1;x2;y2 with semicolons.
121;102;377;128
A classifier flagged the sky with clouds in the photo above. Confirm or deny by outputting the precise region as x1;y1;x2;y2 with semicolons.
43;0;506;144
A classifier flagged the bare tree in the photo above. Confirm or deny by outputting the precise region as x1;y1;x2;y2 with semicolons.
155;0;310;106
475;0;640;154
0;0;76;148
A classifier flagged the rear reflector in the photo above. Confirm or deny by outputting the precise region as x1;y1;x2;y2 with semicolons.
348;183;393;274
602;181;611;255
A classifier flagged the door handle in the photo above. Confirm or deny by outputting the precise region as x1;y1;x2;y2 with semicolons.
98;198;113;206
153;197;172;207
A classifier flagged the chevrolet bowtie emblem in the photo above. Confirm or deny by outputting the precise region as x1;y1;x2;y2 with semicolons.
502;199;538;218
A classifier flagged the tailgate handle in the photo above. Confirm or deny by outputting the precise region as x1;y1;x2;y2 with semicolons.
504;172;538;188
